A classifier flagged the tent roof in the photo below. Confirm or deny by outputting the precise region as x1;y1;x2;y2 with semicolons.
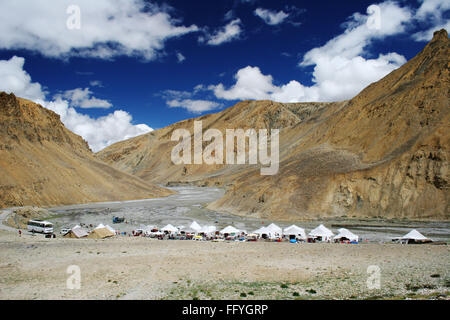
220;226;240;234
161;224;178;232
266;223;282;234
283;225;306;238
401;229;430;240
190;221;202;231
95;223;105;230
105;225;115;234
334;228;358;241
65;226;88;238
253;226;269;234
88;227;115;239
309;224;334;237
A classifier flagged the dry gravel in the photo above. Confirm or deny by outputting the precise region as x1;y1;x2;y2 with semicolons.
0;229;448;300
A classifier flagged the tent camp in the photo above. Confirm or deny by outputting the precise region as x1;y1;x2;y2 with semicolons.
309;224;334;242
190;221;202;232
161;224;179;234
283;225;306;240
395;230;432;244
220;226;240;235
64;226;88;238
333;228;358;242
88;227;115;239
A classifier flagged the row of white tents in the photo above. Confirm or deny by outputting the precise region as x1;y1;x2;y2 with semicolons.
65;221;432;244
153;222;431;243
252;223;359;242
144;221;360;242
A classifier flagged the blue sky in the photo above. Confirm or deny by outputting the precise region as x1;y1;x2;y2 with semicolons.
0;0;448;151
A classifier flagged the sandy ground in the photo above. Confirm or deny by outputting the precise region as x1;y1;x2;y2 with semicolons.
0;229;448;300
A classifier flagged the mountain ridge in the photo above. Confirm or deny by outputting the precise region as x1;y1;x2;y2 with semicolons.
0;92;173;208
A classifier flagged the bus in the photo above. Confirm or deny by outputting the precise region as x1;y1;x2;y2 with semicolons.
27;220;54;234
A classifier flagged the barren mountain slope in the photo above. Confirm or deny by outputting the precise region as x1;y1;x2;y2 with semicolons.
99;30;449;221
98;99;339;183
209;29;449;220
0;92;172;208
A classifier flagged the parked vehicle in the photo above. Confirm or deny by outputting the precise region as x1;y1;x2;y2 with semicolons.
113;216;125;224
60;228;71;235
27;220;54;234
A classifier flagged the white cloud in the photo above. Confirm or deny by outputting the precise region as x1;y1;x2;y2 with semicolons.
254;8;289;25
201;19;243;46
167;99;221;113
415;0;450;19
209;1;411;103
0;0;199;60
413;20;450;41
0;56;46;101
58;88;112;109
211;66;274;101
0;56;152;152
89;80;103;87
412;0;450;41
42;98;152;151
176;52;186;63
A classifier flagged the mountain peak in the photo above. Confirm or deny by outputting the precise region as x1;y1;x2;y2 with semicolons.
431;28;448;42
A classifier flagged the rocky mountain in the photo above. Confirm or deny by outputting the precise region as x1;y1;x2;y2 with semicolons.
99;29;449;221
0;92;173;208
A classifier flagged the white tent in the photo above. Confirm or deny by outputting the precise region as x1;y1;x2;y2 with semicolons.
94;223;106;230
283;225;306;239
161;224;179;233
190;221;202;232
220;226;240;235
309;224;334;241
253;225;280;239
397;229;432;243
333;228;358;242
